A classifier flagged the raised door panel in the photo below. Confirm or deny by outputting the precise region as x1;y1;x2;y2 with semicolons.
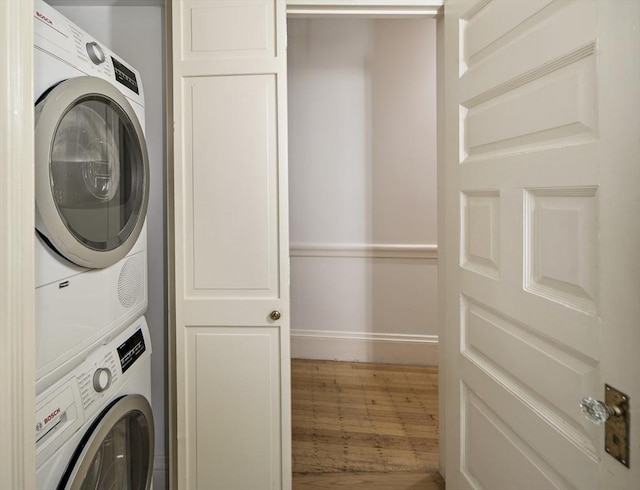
181;1;275;59
185;75;279;298
190;328;281;489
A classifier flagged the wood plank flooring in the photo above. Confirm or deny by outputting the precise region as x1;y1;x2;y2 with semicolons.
291;359;444;490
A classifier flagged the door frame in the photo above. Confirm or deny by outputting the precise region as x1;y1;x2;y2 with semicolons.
10;0;638;487
166;1;449;486
435;7;447;478
2;0;447;487
0;0;36;488
285;0;449;480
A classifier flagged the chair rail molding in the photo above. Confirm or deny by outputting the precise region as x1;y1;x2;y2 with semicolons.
290;243;438;259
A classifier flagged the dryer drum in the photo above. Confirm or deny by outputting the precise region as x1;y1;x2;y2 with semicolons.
35;76;149;269
51;102;122;205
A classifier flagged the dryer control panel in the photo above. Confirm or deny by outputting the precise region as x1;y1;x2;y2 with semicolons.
33;0;145;106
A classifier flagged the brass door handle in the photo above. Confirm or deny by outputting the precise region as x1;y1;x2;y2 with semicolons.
270;310;281;321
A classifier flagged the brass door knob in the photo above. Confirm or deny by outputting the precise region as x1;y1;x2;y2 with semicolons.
270;310;281;321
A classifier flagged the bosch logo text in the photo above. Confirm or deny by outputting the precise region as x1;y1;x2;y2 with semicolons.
44;408;60;424
36;11;53;25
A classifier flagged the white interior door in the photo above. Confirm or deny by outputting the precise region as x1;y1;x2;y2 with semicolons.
170;1;290;488
442;0;639;488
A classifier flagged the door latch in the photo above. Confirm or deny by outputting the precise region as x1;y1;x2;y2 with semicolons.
580;384;630;467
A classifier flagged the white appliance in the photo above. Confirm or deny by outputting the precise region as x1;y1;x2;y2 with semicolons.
34;0;150;393
36;317;154;490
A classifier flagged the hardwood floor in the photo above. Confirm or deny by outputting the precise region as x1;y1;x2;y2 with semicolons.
291;359;443;490
292;472;445;490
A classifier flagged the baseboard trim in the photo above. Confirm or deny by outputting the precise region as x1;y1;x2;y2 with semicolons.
291;329;438;365
153;456;168;490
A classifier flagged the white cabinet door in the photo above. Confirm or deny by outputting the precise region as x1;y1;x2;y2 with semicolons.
171;1;290;488
442;0;639;488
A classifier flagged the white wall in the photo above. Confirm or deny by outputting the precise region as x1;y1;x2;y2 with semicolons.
288;18;438;365
54;5;167;488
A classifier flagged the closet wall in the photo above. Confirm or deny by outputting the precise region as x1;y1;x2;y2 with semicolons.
53;5;167;489
288;18;438;365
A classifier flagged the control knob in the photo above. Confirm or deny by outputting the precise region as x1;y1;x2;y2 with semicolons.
93;367;112;393
86;41;106;65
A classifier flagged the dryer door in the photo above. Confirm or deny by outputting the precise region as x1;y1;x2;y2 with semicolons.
58;394;154;490
35;76;149;269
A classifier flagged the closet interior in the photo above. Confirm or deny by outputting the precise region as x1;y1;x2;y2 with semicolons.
288;16;439;366
287;16;441;486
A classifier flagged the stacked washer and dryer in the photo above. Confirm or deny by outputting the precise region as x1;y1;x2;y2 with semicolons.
34;1;155;488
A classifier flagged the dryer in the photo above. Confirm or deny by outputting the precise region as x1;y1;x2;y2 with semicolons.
36;317;154;490
34;0;150;393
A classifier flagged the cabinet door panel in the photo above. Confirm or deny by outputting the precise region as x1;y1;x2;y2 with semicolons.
191;328;281;489
171;1;290;488
182;0;275;59
186;75;278;297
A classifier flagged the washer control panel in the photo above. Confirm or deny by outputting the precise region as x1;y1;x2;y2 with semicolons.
77;353;119;410
35;317;151;471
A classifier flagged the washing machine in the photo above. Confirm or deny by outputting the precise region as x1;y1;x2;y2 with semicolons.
34;0;150;394
36;316;154;489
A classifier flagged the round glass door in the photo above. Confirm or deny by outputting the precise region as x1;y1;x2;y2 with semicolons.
60;395;154;490
35;76;149;269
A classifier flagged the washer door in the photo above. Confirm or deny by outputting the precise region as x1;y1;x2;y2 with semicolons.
58;394;154;490
35;76;149;269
